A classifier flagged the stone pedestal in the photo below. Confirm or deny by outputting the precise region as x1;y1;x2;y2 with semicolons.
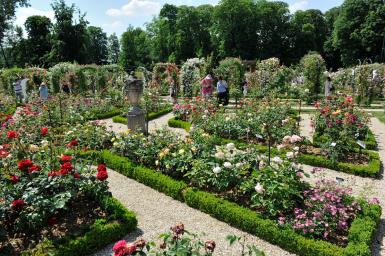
124;78;146;133
127;106;146;133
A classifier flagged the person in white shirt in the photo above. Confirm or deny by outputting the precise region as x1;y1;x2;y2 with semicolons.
325;76;333;97
217;76;228;105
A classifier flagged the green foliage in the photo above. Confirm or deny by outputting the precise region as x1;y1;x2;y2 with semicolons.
214;58;245;89
120;26;151;70
300;53;326;100
168;117;192;132
113;108;172;124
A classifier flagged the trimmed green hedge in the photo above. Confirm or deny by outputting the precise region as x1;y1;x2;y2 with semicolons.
168;117;192;132
313;131;377;151
113;108;172;124
92;151;381;256
87;108;123;121
297;150;381;178
30;195;137;256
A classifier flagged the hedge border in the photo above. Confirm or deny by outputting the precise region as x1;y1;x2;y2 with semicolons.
113;108;172;124
30;195;137;256
91;150;381;256
87;108;123;121
167;117;191;132
169;121;381;178
312;131;378;151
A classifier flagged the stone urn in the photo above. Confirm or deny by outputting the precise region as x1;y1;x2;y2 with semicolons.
124;78;146;133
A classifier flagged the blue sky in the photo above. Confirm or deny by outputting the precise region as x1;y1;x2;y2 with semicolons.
15;0;343;36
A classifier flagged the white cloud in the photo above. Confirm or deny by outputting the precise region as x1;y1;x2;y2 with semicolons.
103;20;123;29
289;0;309;13
106;0;161;17
15;7;55;27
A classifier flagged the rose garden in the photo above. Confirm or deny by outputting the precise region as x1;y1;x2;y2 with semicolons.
2;0;385;255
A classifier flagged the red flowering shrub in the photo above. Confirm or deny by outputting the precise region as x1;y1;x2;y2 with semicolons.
10;175;20;184
173;97;218;122
28;165;42;173
314;95;369;161
97;170;108;181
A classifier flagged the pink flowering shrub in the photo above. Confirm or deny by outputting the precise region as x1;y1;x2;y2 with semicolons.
282;180;361;244
173;97;218;122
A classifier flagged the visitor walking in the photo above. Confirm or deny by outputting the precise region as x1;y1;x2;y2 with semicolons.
13;76;23;103
39;82;49;100
217;76;228;105
242;81;249;97
325;76;333;97
169;80;177;104
201;74;214;99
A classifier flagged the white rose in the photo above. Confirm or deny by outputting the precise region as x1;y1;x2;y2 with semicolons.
215;151;225;159
236;162;244;168
225;117;231;122
213;166;222;174
272;156;283;164
223;162;233;169
293;146;300;152
155;160;159;166
226;143;236;151
277;144;284;150
259;160;266;169
255;183;264;194
286;152;294;159
179;149;185;155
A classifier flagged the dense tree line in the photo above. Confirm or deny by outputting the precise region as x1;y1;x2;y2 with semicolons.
1;0;384;70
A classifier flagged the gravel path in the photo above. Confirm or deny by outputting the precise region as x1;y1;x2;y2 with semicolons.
299;114;314;142
299;114;385;256
93;170;295;256
101;113;188;136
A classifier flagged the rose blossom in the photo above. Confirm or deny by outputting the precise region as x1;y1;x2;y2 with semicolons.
113;240;128;256
60;155;72;162
286;152;294;159
223;162;233;169
97;164;107;172
213;166;221;174
255;183;264;193
6;131;18;139
41;127;48;136
18;159;33;171
226;143;235;151
12;199;25;211
97;170;108;181
10;175;19;184
290;135;302;144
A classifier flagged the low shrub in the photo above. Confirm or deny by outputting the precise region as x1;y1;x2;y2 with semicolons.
168;117;192;132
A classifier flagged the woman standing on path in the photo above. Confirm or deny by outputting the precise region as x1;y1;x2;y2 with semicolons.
201;74;214;99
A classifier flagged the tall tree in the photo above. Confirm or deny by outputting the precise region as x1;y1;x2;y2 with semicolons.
289;9;328;63
255;0;291;63
86;26;108;65
213;0;258;59
119;26;151;70
323;7;341;70
195;4;214;58
333;0;385;66
107;33;120;64
0;0;30;67
24;15;52;66
49;0;88;65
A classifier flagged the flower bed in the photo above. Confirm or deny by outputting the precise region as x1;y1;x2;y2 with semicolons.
89;150;381;256
106;129;381;255
112;108;172;125
312;130;377;151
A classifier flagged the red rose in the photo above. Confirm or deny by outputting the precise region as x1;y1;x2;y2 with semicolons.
60;155;72;162
12;199;25;211
96;170;108;181
41;127;48;136
28;165;41;173
73;173;81;179
7;131;18;139
48;170;61;177
10;175;19;184
97;164;107;173
60;162;73;174
66;140;78;148
48;216;57;226
18;159;33;171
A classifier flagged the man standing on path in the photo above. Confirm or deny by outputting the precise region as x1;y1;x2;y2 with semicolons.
217;76;228;105
13;76;23;103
